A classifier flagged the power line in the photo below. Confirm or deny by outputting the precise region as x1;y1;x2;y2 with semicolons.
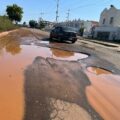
70;0;111;11
23;0;112;22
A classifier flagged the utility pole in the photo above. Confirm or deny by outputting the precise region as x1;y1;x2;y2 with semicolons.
40;12;44;21
39;12;44;29
66;9;70;26
56;0;59;23
66;9;70;21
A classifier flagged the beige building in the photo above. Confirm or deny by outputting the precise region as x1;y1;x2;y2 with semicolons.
94;5;120;40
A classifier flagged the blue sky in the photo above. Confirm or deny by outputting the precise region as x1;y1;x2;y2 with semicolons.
0;0;120;23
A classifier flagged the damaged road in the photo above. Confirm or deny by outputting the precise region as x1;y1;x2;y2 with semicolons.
0;28;120;120
24;57;101;120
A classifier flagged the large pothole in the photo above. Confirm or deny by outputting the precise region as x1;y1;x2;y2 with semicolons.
87;67;112;75
20;45;88;61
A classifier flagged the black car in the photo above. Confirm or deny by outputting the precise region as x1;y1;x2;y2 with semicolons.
50;26;77;43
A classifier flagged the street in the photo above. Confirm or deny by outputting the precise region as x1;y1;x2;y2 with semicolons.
0;28;120;120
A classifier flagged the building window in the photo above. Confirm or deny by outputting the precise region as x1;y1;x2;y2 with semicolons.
110;17;114;24
103;18;105;24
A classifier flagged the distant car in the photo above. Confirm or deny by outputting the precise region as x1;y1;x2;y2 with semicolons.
50;26;77;43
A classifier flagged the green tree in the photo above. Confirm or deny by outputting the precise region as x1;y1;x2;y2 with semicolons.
6;4;23;24
23;22;26;25
29;20;37;28
23;21;27;27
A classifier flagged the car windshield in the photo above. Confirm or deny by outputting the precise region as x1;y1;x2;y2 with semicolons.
62;27;77;32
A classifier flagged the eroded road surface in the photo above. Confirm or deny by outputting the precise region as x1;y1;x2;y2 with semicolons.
0;28;120;120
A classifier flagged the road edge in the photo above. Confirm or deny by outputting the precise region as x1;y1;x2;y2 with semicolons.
0;29;18;38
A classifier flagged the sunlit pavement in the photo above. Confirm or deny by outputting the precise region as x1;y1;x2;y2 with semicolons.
0;28;120;120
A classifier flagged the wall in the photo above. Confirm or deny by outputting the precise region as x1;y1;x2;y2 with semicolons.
94;26;120;40
99;6;120;27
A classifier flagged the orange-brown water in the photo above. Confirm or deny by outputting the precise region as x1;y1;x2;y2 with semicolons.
86;70;120;120
50;48;88;61
0;46;42;120
0;44;88;120
87;67;112;75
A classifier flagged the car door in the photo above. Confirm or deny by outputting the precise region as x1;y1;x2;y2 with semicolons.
52;27;58;38
52;27;63;39
56;27;63;38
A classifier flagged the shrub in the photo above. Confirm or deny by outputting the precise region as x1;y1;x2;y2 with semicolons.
0;16;17;32
29;20;38;28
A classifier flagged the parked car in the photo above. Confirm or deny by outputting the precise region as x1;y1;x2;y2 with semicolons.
50;26;77;43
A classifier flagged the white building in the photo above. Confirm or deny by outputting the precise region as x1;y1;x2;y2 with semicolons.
83;21;98;37
94;5;120;40
59;19;98;36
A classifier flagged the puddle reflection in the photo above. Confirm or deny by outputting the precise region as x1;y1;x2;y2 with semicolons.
50;48;88;61
0;35;21;55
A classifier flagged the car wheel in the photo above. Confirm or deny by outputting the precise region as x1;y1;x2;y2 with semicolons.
50;37;52;40
58;37;62;42
60;39;63;42
58;37;61;40
50;35;53;41
50;37;53;40
72;40;76;43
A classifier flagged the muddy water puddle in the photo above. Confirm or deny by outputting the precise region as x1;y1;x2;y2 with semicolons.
0;44;88;120
85;67;120;120
21;45;88;61
0;46;41;120
87;67;112;75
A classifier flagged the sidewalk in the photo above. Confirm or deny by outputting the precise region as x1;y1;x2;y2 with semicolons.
77;36;120;47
